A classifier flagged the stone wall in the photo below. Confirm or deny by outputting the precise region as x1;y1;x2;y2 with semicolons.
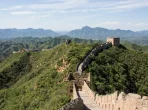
82;81;148;110
73;83;79;99
77;42;112;75
76;46;93;72
59;83;84;110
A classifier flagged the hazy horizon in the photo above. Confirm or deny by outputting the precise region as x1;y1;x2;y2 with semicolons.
0;26;147;32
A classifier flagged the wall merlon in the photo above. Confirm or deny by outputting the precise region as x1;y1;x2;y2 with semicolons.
126;93;141;99
82;81;148;110
142;96;148;100
118;92;126;100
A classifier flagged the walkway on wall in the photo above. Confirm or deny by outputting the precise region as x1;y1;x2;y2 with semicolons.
77;43;112;75
78;90;104;110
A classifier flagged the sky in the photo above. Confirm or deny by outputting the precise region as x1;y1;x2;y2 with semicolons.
0;0;148;31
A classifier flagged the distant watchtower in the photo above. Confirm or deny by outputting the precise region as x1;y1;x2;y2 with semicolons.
66;39;71;45
107;37;120;46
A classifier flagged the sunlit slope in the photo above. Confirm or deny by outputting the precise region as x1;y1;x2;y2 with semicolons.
0;42;93;110
0;53;25;72
121;41;148;52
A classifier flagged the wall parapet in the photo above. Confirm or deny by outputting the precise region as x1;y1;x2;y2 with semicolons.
77;42;112;75
73;83;79;99
59;83;84;110
83;81;148;110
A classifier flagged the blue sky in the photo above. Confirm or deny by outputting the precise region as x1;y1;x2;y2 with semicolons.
0;0;148;31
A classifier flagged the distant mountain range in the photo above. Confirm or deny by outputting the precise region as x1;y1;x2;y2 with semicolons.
0;28;59;39
66;26;148;45
138;30;148;35
67;26;148;39
0;26;148;45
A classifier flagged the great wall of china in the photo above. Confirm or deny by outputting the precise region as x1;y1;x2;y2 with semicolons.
59;38;148;110
82;81;148;110
77;42;112;75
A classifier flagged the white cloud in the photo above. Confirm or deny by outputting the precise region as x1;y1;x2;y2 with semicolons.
100;21;121;25
135;23;148;26
10;11;36;15
1;0;148;13
26;0;87;10
113;0;148;10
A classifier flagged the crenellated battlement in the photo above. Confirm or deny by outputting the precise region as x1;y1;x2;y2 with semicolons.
83;81;148;110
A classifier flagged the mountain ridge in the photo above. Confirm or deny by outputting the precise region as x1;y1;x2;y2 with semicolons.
0;27;148;46
1;26;148;40
0;28;59;39
67;26;144;39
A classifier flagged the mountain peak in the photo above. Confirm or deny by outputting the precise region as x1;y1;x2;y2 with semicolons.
82;26;91;29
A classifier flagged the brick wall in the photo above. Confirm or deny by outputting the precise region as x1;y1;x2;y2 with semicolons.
77;42;112;75
83;81;148;110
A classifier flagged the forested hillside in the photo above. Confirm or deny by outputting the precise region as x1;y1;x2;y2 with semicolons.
122;36;148;45
0;41;148;109
121;41;148;52
0;42;94;110
0;37;101;61
1;36;148;63
88;46;148;96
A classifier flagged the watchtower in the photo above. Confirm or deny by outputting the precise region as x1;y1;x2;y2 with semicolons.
107;37;120;46
66;39;71;45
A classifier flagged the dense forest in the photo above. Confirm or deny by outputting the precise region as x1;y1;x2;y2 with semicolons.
88;45;148;96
